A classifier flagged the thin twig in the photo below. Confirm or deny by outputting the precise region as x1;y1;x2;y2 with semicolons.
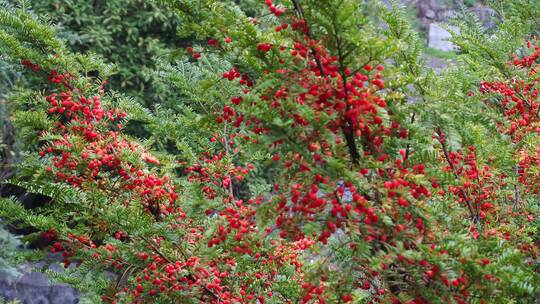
290;0;325;76
436;127;478;222
139;236;221;301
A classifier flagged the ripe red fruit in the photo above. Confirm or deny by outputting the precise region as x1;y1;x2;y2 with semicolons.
207;38;218;47
341;294;353;302
231;96;243;105
257;43;272;52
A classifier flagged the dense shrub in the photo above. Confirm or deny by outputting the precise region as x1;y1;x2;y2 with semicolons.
0;0;538;303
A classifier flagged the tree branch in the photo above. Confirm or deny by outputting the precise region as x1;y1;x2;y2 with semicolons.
290;0;325;76
436;127;478;222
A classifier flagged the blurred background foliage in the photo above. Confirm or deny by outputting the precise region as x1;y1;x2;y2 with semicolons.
9;0;186;109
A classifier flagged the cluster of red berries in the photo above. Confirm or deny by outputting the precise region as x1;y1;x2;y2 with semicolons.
264;0;285;16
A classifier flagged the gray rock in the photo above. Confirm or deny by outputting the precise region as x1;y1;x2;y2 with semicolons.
424;54;451;74
17;272;49;287
416;0;442;31
0;271;80;304
49;285;79;304
417;0;440;19
425;9;436;19
428;23;459;52
437;9;457;22
471;6;497;29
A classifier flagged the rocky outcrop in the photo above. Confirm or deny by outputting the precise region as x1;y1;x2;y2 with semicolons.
413;0;496;52
428;23;459;52
1;186;79;304
0;271;79;304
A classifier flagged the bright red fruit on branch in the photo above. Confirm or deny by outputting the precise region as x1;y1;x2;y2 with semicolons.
479;41;540;195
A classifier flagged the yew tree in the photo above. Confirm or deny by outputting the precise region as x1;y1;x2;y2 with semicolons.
0;0;538;304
